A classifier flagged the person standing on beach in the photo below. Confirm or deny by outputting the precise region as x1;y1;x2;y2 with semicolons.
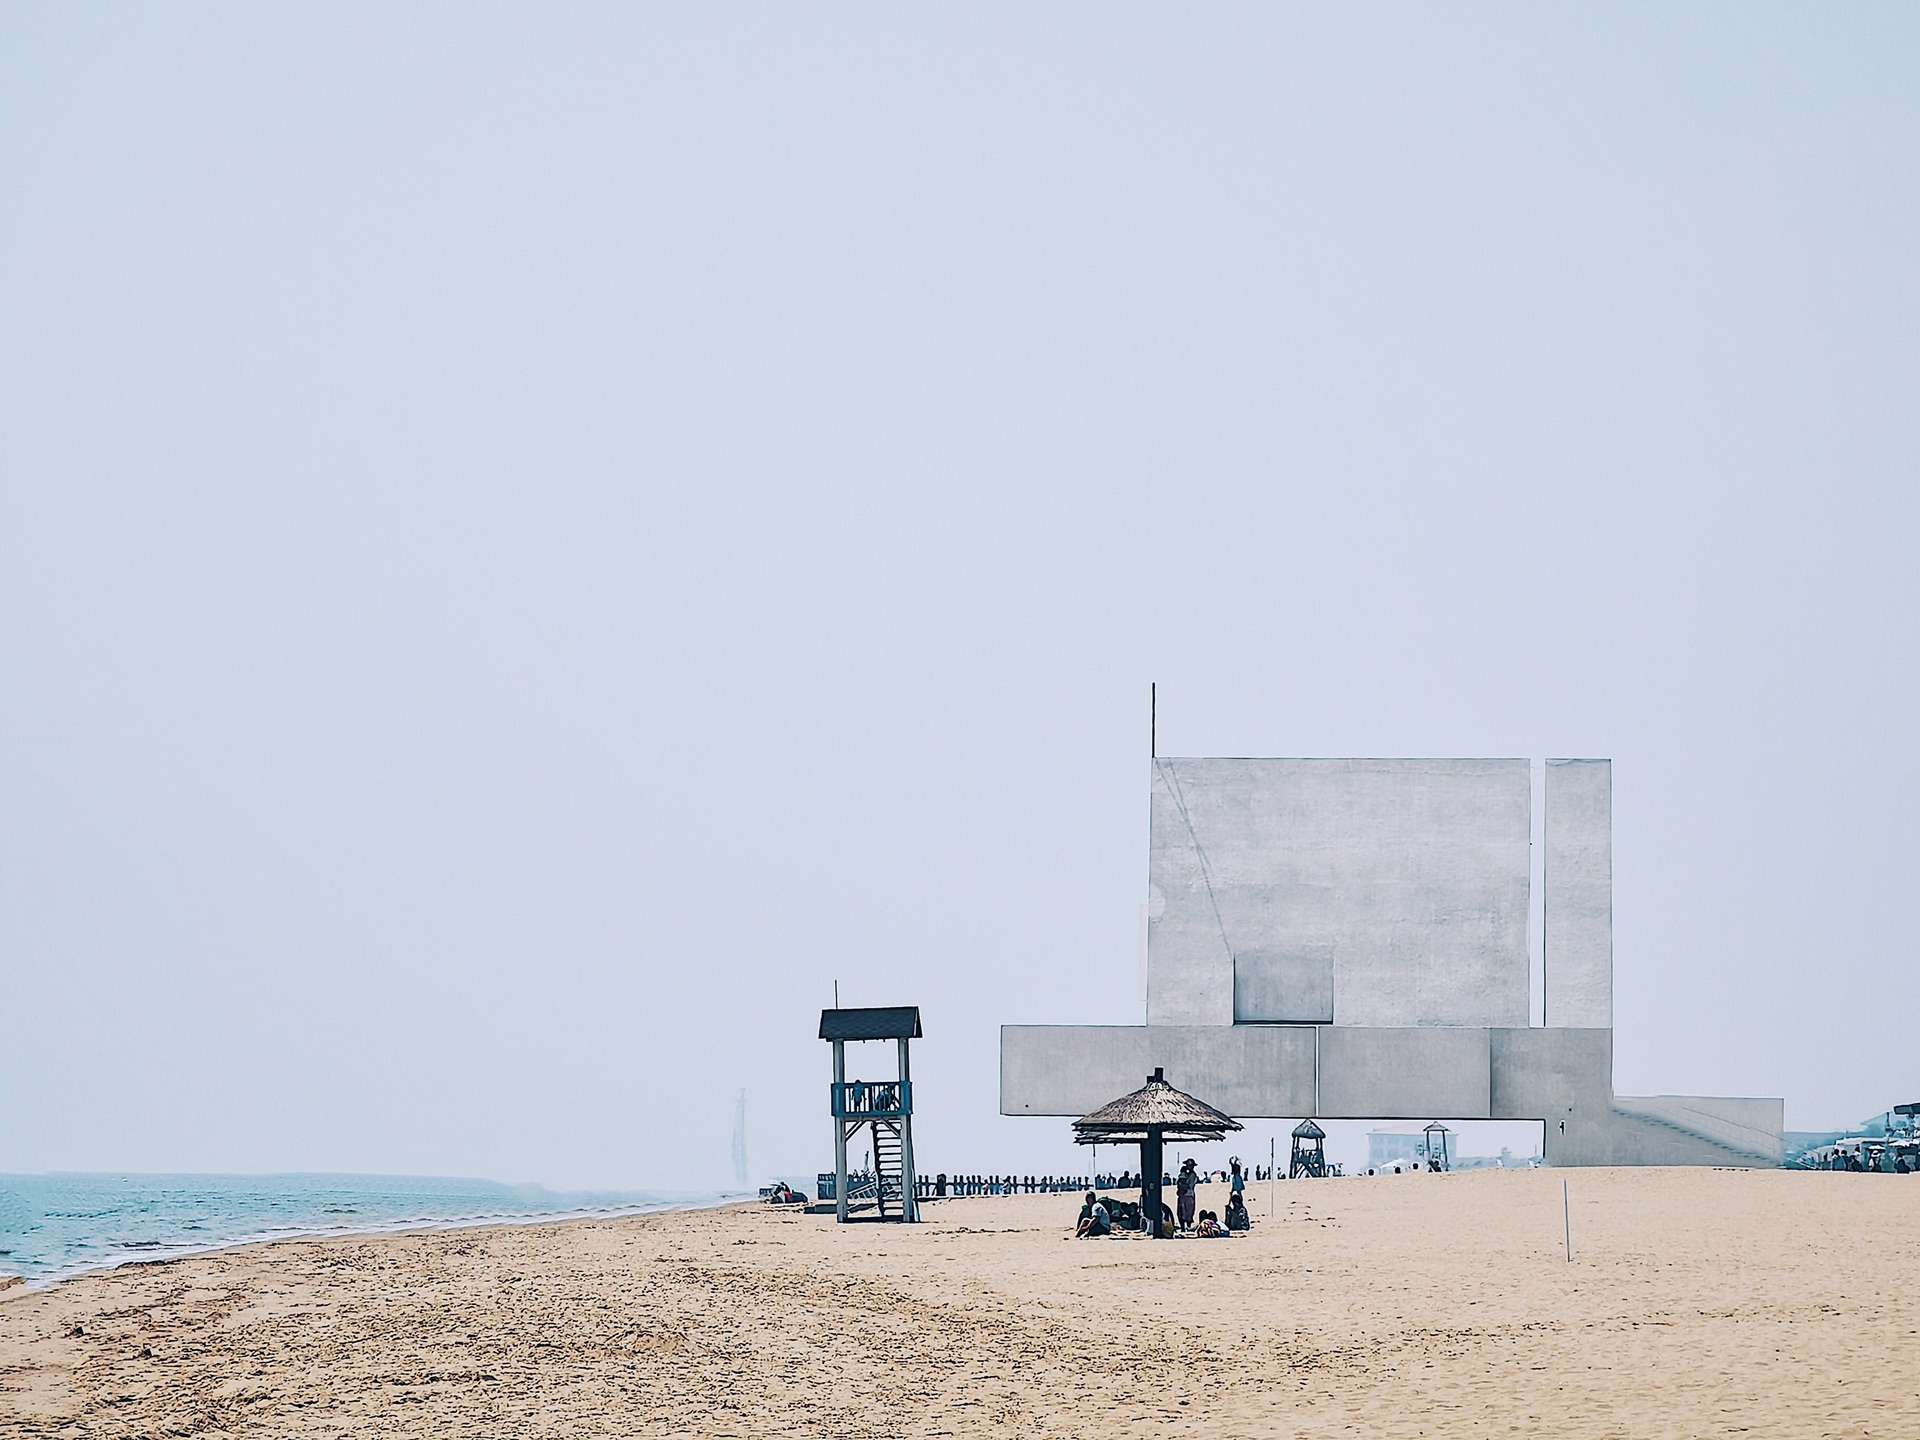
1176;1158;1198;1231
1229;1158;1245;1201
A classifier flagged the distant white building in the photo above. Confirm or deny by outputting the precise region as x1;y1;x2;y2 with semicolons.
1367;1130;1535;1172
1367;1129;1429;1170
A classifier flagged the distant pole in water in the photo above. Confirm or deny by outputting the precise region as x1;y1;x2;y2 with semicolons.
1563;1179;1571;1262
733;1090;748;1189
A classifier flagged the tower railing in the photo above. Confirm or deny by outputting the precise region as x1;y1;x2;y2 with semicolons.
832;1080;910;1119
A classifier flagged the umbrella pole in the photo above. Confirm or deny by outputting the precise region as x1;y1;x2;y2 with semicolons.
1140;1127;1164;1238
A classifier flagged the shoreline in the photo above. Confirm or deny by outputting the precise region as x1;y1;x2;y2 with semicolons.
3;1168;1915;1437
0;1189;755;1295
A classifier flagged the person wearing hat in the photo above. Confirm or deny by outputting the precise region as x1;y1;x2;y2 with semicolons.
1176;1157;1199;1231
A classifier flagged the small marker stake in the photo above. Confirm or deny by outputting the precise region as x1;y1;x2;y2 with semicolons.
1563;1179;1571;1262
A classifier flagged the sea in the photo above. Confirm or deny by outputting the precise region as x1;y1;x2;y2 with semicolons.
0;1173;746;1288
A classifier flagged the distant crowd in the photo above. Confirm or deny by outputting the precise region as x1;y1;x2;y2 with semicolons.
916;1168;1270;1199
916;1163;1278;1200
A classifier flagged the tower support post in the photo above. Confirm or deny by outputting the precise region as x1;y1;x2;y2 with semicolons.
832;1038;849;1223
1140;1128;1164;1238
897;1035;918;1222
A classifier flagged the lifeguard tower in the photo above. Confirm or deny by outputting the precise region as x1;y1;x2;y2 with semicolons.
1289;1118;1328;1178
820;1006;921;1223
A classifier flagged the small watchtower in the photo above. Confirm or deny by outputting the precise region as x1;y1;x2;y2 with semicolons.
1289;1118;1328;1178
819;1006;921;1223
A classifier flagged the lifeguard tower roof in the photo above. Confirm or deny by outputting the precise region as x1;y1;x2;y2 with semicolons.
819;1006;922;1041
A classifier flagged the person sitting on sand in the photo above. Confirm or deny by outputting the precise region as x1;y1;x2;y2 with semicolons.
1076;1192;1111;1238
1176;1158;1198;1231
1225;1192;1250;1232
1195;1209;1229;1238
1106;1197;1142;1231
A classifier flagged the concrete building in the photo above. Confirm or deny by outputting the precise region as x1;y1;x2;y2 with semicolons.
1002;758;1783;1167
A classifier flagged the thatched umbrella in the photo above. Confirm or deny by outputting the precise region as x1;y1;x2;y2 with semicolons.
1074;1068;1241;1237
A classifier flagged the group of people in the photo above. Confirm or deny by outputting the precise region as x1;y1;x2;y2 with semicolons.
1073;1193;1159;1236
1075;1157;1252;1238
1179;1157;1251;1235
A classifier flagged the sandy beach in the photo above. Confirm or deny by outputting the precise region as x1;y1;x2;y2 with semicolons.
2;1167;1915;1438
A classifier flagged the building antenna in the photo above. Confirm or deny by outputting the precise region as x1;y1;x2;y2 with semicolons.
834;979;840;1008
1151;682;1156;759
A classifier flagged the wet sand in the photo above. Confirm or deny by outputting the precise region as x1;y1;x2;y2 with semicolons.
2;1167;1916;1438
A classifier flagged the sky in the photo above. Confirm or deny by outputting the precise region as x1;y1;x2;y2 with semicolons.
2;4;1915;1191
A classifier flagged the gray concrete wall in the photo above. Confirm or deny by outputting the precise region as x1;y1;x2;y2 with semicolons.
1489;1025;1612;1120
1317;1026;1491;1118
1489;1025;1612;1162
1544;759;1612;1028
1148;759;1530;1029
1000;1024;1315;1119
1233;944;1334;1024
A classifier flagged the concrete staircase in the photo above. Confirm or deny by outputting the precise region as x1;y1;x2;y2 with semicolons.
1609;1095;1784;1167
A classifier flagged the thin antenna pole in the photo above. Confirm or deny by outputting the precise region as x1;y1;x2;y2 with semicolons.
1151;683;1156;759
1563;1180;1571;1262
833;979;839;1008
1269;1136;1276;1218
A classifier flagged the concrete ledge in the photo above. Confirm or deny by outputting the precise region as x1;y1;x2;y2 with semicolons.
1489;1026;1613;1119
1000;1024;1315;1117
998;1023;1785;1167
1317;1026;1491;1118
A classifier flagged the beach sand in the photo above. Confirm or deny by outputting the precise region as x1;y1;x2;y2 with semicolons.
2;1167;1915;1437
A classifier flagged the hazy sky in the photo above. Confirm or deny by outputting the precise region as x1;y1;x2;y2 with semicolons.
3;5;1915;1190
